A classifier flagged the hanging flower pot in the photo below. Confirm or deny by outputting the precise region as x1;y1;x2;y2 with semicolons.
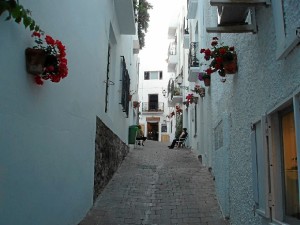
133;101;140;108
199;87;205;97
223;53;238;74
203;77;210;87
128;94;132;101
26;32;68;85
25;48;47;74
192;96;199;104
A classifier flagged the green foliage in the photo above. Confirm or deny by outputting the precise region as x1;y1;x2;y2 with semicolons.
0;0;41;31
133;0;152;49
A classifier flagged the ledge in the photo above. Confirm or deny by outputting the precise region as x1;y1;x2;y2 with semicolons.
114;0;136;35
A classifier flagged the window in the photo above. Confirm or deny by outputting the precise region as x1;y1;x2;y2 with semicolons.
215;120;223;150
161;124;167;133
251;94;300;224
120;56;130;117
148;94;158;111
144;71;163;80
272;0;300;59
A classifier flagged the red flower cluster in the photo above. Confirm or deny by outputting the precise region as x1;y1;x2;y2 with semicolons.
31;32;68;85
200;37;235;77
186;93;194;104
175;105;182;114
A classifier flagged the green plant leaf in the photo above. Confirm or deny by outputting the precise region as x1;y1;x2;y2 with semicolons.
23;15;31;28
29;20;35;30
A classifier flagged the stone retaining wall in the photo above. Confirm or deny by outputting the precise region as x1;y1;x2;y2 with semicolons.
94;117;129;201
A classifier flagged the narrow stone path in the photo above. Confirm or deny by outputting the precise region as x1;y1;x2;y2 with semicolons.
79;140;228;225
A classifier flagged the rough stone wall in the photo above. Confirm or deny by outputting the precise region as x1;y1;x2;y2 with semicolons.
94;116;129;201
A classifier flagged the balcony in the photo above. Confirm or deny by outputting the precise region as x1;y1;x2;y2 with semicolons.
183;33;190;49
142;102;164;113
114;0;136;35
206;0;270;33
187;0;198;19
167;42;178;72
188;42;200;80
168;21;177;39
169;86;183;107
133;39;140;54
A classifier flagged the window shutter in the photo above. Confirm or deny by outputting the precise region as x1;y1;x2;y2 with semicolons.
251;129;259;204
261;115;270;218
251;117;270;218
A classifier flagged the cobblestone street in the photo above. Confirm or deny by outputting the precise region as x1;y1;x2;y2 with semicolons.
79;140;228;225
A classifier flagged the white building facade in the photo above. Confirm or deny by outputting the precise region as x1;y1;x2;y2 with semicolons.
171;0;300;224
0;1;139;225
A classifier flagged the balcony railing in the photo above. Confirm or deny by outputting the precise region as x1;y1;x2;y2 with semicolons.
188;42;199;68
142;102;164;112
168;42;177;55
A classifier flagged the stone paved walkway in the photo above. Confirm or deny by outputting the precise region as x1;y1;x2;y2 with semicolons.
79;140;228;225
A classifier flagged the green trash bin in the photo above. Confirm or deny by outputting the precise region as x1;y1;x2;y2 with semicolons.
128;125;138;144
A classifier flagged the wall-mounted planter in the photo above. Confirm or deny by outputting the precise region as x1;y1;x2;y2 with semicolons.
25;48;46;74
203;77;211;87
199;87;205;97
223;54;238;74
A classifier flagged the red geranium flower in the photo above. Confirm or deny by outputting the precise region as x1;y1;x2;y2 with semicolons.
30;32;68;85
200;37;236;77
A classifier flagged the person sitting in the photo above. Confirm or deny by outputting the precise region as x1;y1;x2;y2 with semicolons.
136;125;147;146
168;128;188;149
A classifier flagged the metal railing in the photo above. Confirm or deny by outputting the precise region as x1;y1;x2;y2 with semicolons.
120;56;130;117
188;42;199;68
168;41;177;55
141;102;164;112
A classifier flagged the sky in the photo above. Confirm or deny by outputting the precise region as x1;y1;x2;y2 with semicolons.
139;0;183;69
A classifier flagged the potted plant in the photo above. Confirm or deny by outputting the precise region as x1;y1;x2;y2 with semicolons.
200;37;237;76
133;0;152;49
133;101;140;108
191;84;205;97
183;101;189;108
175;105;182;115
198;73;211;87
26;31;68;85
186;93;198;104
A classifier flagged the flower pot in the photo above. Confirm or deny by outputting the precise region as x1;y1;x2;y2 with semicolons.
133;101;139;108
223;54;238;74
199;87;205;97
203;78;211;86
128;95;132;101
25;48;47;74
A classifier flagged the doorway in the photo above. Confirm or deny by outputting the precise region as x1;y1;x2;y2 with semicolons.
148;94;158;111
147;122;159;141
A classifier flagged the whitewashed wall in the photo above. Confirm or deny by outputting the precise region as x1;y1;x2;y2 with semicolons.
0;0;138;225
200;0;300;224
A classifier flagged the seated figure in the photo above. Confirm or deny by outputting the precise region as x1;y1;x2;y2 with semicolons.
168;128;188;149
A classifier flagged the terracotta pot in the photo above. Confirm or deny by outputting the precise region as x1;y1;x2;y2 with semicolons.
203;78;210;86
25;48;47;74
223;54;238;74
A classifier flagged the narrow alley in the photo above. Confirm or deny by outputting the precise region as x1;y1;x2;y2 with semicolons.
79;141;228;225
